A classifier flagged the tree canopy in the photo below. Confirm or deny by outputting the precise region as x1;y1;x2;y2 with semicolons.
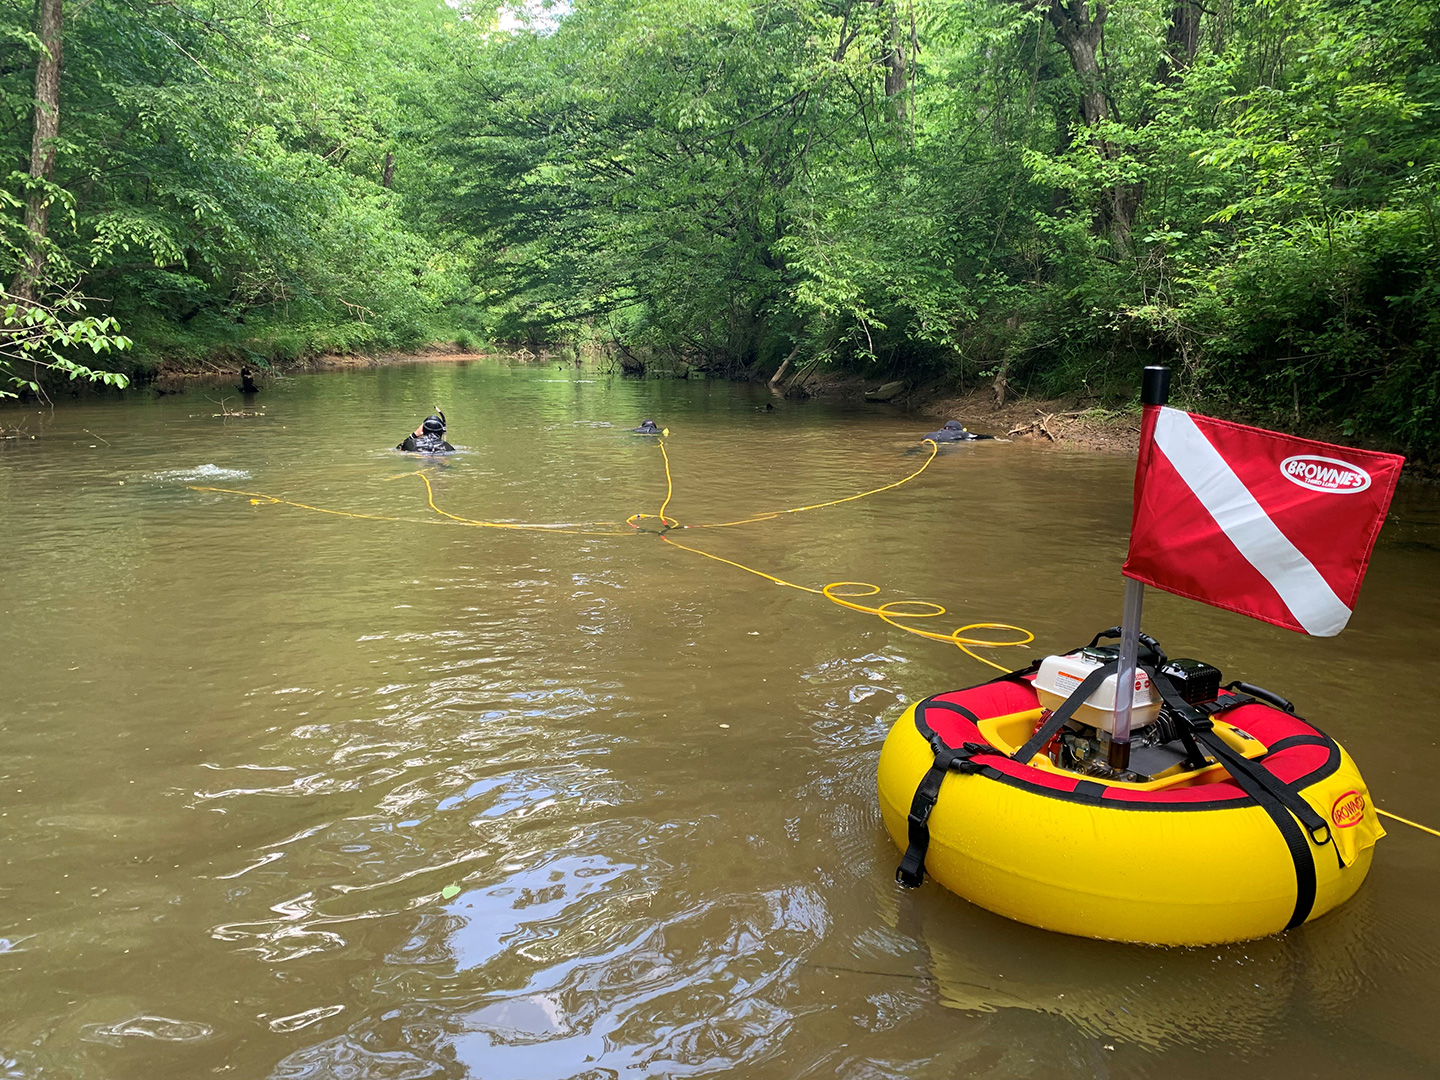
1;0;469;391
3;1;1436;451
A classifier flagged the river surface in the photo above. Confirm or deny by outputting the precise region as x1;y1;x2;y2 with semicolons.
2;358;1439;1080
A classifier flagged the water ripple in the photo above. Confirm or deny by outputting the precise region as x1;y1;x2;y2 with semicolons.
79;1015;214;1046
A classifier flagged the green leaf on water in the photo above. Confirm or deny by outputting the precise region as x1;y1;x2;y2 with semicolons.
440;884;461;901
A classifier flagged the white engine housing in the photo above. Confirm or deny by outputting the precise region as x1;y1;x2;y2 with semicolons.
1034;651;1161;733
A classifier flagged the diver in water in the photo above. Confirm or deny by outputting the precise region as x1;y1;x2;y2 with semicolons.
632;419;662;435
398;411;454;453
238;367;260;395
924;419;994;442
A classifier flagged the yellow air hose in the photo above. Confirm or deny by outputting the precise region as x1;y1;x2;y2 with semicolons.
189;430;1440;839
1376;809;1440;839
658;533;1032;671
679;438;940;529
397;470;626;535
190;474;627;536
641;438;1031;671
186;486;438;526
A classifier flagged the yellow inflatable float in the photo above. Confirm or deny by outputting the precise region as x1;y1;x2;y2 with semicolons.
877;633;1384;946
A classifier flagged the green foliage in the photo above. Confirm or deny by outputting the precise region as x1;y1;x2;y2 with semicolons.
0;0;471;389
444;1;899;368
0;286;132;397
434;0;1440;452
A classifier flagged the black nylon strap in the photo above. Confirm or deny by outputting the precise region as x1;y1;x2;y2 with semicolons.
1197;731;1331;840
1194;729;1318;928
896;745;965;888
1142;663;1328;929
1141;665;1331;842
1194;691;1258;716
1178;692;1260;767
1011;660;1119;764
1230;757;1317;928
896;701;995;888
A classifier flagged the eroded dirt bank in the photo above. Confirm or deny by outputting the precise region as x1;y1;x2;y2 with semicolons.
147;346;1144;454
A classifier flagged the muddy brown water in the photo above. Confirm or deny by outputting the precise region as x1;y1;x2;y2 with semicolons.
2;359;1439;1079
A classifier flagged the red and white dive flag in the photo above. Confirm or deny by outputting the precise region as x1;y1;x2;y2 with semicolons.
1123;407;1404;636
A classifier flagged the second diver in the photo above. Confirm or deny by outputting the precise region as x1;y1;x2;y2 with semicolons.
398;411;455;454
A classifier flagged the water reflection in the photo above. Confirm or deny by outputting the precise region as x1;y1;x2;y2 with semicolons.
446;884;826;1078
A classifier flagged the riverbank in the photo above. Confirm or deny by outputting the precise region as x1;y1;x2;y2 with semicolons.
144;343;486;388
791;367;1423;463
111;345;1416;468
145;345;1145;455
921;392;1142;454
762;366;1142;454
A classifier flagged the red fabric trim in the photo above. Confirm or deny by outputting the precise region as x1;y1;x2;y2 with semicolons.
922;684;1332;805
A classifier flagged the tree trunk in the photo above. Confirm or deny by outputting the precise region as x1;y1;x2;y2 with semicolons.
1046;1;1108;127
883;2;907;124
769;343;801;387
993;359;1010;409
11;0;63;301
1157;1;1203;86
1043;1;1147;250
381;151;395;188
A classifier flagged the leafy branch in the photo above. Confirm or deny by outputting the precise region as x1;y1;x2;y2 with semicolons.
0;286;132;399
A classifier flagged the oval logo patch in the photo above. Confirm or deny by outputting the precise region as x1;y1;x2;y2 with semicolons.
1281;455;1372;494
1331;789;1366;829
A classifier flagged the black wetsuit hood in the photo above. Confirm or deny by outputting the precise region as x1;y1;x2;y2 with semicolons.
399;411;453;453
924;419;992;442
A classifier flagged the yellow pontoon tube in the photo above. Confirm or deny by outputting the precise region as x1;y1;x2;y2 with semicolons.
877;643;1383;946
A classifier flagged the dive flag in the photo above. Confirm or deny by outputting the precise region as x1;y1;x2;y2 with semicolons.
1123;407;1404;636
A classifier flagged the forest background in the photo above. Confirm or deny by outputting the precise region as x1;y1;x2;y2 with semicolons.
1;0;1436;453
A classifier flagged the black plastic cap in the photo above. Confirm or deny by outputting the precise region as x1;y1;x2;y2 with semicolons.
1141;366;1171;407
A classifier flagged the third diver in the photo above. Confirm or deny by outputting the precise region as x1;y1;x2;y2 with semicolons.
923;419;994;442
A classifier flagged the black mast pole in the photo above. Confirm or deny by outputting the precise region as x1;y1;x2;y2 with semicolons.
1110;366;1171;771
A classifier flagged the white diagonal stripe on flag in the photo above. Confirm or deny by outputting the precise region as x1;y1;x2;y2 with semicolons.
1152;407;1352;636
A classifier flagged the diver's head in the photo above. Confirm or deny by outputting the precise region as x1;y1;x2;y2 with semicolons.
639;419;657;430
422;415;446;435
944;420;964;430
